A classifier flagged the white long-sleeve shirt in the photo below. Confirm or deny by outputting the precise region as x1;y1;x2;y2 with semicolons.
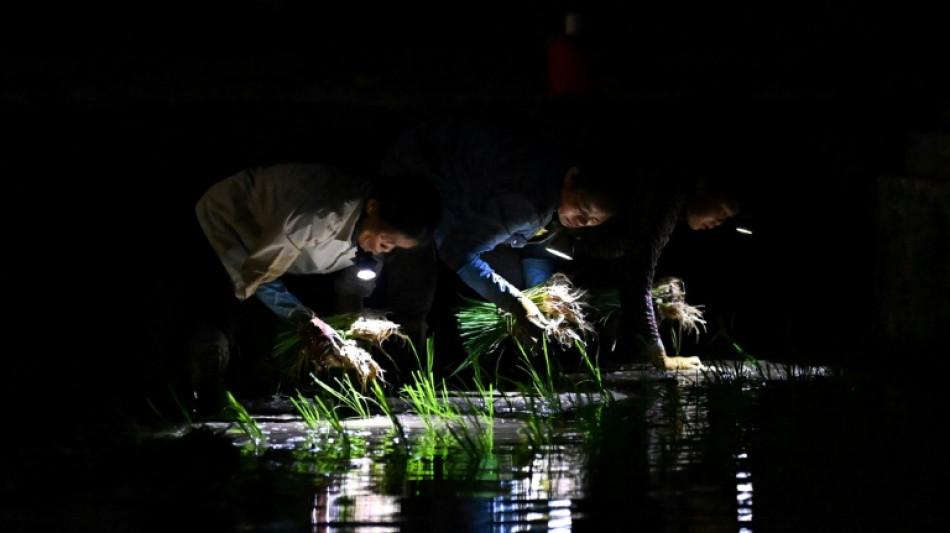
195;163;370;302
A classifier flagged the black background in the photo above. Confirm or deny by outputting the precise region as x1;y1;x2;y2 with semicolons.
3;1;947;413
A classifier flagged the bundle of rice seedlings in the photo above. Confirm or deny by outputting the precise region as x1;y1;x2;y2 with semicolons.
456;297;513;363
343;312;408;349
456;273;595;366
316;338;384;388
651;277;706;339
585;276;707;346
531;272;596;349
273;309;402;388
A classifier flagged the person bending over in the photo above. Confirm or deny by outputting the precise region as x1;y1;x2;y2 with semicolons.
378;116;620;364
571;161;741;371
189;163;441;411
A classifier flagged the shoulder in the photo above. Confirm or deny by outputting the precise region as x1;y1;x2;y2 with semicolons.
253;163;345;181
246;163;370;205
267;163;365;185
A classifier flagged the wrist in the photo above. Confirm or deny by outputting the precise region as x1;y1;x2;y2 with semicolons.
640;339;666;361
289;308;315;325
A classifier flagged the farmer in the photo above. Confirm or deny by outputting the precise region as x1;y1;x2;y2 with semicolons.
569;149;743;371
377;115;621;366
188;163;442;413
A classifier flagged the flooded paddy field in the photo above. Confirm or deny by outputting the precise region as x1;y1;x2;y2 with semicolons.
3;359;945;533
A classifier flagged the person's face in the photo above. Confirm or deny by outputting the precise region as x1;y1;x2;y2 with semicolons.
357;199;421;254
557;167;613;229
685;196;737;230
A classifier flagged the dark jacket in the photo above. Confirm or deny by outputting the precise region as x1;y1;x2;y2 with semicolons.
573;165;692;352
381;116;572;312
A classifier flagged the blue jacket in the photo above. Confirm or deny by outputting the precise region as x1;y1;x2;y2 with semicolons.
381;117;571;312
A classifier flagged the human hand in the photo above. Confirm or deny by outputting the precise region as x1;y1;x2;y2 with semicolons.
661;355;703;371
301;316;345;361
518;296;548;328
516;296;549;345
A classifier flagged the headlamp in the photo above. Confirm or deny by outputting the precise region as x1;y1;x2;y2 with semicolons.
545;231;575;260
355;249;378;280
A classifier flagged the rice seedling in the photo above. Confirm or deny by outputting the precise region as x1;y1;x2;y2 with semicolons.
452;279;621;451
445;413;495;465
445;379;498;463
503;333;623;453
146;386;194;427
309;370;376;420
530;273;596;350
700;325;765;384
370;378;406;442
289;389;324;431
288;389;357;456
288;366;380;450
514;336;564;412
289;375;375;454
396;336;514;464
273;309;400;389
222;390;267;454
455;273;596;374
587;276;707;357
401;337;462;426
651;277;707;354
574;341;614;407
518;393;557;450
455;296;515;373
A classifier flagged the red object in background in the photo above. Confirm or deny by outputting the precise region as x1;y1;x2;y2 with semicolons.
546;12;596;97
547;38;595;96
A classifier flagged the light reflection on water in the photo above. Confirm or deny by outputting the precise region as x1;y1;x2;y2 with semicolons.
9;360;928;531
217;419;595;531
169;362;820;532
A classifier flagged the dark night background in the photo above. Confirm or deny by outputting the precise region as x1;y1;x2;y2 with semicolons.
2;2;947;416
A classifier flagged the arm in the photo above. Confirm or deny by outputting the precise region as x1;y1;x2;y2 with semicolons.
381;116;558;323
254;280;312;323
455;255;526;312
617;185;702;370
575;174;693;368
253;278;346;363
439;193;547;314
619;208;676;356
254;277;345;360
197;164;363;360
